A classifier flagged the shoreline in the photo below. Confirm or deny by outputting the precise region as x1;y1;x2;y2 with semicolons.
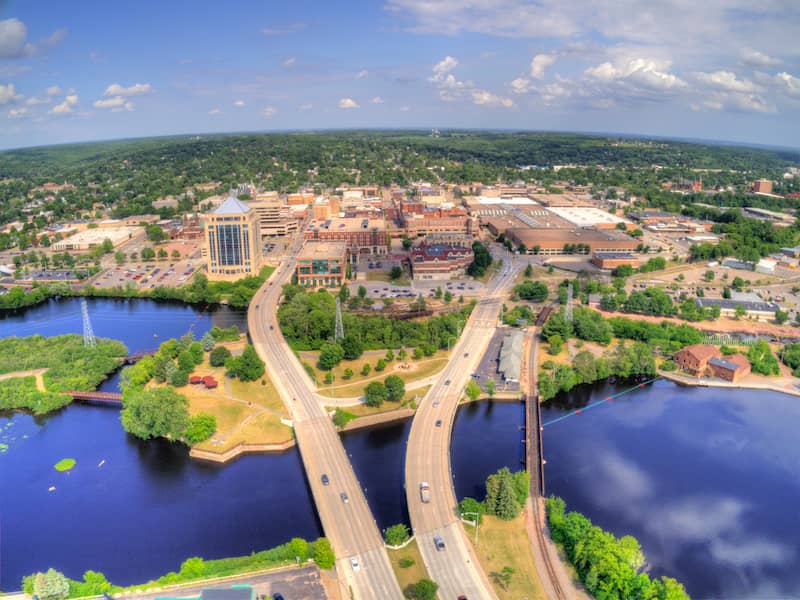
658;369;800;398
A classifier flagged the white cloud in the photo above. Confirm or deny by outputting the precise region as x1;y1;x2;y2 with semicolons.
774;72;800;98
694;70;758;93
50;94;78;114
585;57;686;91
299;103;313;111
432;55;458;75
103;83;152;97
94;96;134;112
356;70;369;79
471;89;513;108
208;108;222;115
429;55;468;101
233;100;245;108
511;77;532;94
26;96;47;106
0;18;66;59
400;105;411;112
261;22;306;36
46;85;63;97
283;57;296;68
262;106;277;118
530;53;557;79
740;47;782;68
338;98;359;109
371;96;384;104
0;83;22;105
8;106;28;119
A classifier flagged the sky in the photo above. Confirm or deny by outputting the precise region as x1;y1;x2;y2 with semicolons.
1;0;800;150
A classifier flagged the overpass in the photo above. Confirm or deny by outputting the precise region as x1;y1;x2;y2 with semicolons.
404;258;522;600
248;237;402;600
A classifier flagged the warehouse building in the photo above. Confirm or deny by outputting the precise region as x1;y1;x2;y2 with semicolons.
695;297;780;322
591;252;640;270
51;226;139;251
498;330;524;383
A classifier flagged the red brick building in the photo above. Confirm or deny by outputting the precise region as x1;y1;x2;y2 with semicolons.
674;344;721;376
708;354;751;382
409;243;473;281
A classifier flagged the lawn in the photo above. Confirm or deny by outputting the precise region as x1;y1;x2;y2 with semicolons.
217;412;292;447
365;271;411;286
387;538;430;597
228;375;288;415
465;513;547;599
311;351;450;398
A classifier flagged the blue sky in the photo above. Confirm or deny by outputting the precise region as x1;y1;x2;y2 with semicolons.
1;0;800;150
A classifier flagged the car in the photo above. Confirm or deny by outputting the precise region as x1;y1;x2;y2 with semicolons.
321;474;329;485
433;401;440;407
434;536;445;551
350;557;360;571
340;492;349;503
269;325;274;330
435;419;442;427
255;304;259;309
444;380;451;385
457;596;468;600
272;594;284;600
464;352;469;357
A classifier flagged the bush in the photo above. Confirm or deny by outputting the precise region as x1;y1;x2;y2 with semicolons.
398;556;415;568
209;346;231;367
375;358;387;372
458;497;486;524
364;381;387;407
384;374;405;401
332;408;356;428
660;359;676;371
226;345;265;382
384;523;410;545
170;369;189;387
184;413;217;443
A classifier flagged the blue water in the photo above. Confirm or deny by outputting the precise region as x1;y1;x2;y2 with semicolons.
543;379;800;599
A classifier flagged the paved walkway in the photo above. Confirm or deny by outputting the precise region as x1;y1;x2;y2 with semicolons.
0;368;48;391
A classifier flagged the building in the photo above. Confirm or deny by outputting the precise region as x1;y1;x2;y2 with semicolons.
304;217;388;264
409;244;473;280
246;197;298;237
755;257;778;274
694;297;780;322
296;241;347;288
498;331;524;383
591;252;640;270
753;179;773;194
674;344;722;376
51;226;139;251
708;354;751;382
505;227;639;255
204;196;263;281
544;206;632;230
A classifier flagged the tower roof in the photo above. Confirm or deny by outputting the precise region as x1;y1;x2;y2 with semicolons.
214;196;252;215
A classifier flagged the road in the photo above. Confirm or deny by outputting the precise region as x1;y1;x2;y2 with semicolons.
248;234;403;600
405;258;522;600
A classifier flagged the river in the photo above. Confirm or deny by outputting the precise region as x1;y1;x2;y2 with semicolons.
542;378;800;599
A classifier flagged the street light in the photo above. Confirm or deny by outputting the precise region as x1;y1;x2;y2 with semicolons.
462;512;480;544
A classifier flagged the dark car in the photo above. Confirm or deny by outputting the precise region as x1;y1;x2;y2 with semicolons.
435;419;442;427
322;474;329;485
272;594;285;600
444;380;451;385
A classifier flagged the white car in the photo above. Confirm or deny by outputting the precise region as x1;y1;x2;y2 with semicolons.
350;557;360;572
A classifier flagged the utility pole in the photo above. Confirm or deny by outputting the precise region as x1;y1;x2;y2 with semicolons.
334;297;344;342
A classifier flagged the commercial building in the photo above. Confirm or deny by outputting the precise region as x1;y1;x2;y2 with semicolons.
753;179;773;194
204;196;263;281
304;217;388;264
674;344;722;376
507;227;639;255
694;297;780;322
708;355;751;382
409;244;473;280
591;252;640;270
296;241;347;288
246;197;298;237
755;257;778;274
544;206;632;230
51;226;139;251
498;331;524;383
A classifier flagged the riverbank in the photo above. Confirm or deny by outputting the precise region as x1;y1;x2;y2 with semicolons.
659;368;800;397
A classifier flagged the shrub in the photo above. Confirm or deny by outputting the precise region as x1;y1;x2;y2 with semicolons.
184;413;217;443
398;557;415;568
209;346;231;367
384;523;411;546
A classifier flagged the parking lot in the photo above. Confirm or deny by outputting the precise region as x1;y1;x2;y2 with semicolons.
349;278;483;301
471;328;521;393
92;259;200;290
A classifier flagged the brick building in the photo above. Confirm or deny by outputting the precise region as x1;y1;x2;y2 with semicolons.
304;217;388;264
707;354;751;382
295;241;347;288
409;244;473;280
674;344;722;376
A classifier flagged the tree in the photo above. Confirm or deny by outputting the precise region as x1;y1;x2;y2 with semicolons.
140;246;155;260
114;250;127;265
178;350;195;372
184;413;217;443
209;345;231;366
548;334;564;355
485;379;496;398
171;249;181;260
384;374;405;401
121;386;189;440
734;304;746;319
227;344;265;381
157;248;168;260
485;467;521;520
170;369;189;387
390;266;403;280
775;310;789;324
514;280;548;302
361;363;371;376
524;263;533;277
402;236;413;249
704;270;715;281
32;569;70;600
101;238;114;254
435;286;443;299
343;368;354;379
495;566;515;590
364;381;387;407
341;335;364;360
384;523;411;545
443;290;453;303
319;342;345;370
145;224;167;243
357;285;367;299
200;331;216;352
411;579;438;600
385;349;395;361
289;537;309;562
312;537;335;569
458;496;486;524
465;379;482;401
375;358;387;371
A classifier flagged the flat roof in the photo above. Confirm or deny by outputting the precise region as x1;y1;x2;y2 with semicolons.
476;196;537;205
545;206;629;227
55;226;139;244
695;297;779;312
593;252;637;259
299;240;348;258
308;217;386;232
508;227;636;246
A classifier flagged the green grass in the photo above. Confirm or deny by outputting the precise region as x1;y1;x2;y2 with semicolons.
387;538;430;597
365;271;411;286
54;458;76;472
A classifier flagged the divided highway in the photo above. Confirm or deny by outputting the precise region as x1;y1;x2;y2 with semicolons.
248;238;402;600
405;259;522;600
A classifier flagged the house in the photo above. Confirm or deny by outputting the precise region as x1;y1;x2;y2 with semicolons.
674;344;722;376
707;354;751;382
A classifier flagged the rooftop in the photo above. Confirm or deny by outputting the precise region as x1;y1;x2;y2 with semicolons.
679;344;721;361
214;196;252;215
593;252;637;259
298;240;348;259
708;354;750;371
545;206;629;227
695;297;780;312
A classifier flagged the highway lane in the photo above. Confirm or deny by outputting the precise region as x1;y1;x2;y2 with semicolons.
405;260;522;600
248;241;402;600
